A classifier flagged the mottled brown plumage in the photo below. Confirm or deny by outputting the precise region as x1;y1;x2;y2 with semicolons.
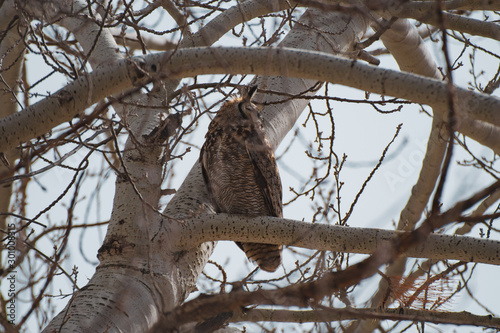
200;86;283;272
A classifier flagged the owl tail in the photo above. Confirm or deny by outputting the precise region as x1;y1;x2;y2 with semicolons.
237;242;282;272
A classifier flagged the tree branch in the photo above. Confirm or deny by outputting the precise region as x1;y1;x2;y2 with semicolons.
173;213;500;266
231;307;500;329
2;47;500;154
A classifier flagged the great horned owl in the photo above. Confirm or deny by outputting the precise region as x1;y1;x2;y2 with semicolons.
200;86;283;272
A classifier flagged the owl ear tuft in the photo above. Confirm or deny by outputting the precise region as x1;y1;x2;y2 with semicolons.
246;85;258;102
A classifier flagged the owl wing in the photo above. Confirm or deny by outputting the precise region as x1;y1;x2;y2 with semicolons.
245;136;283;218
199;143;209;185
200;141;222;212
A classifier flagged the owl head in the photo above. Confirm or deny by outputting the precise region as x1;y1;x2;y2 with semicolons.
208;85;264;130
236;85;263;123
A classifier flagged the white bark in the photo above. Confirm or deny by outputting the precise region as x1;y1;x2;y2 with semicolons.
2;47;500;154
303;0;500;40
173;214;500;265
387;5;500;41
180;0;292;48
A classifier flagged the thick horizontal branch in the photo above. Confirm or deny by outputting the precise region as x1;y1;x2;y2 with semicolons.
151;48;499;126
157;188;500;331
422;12;500;41
388;4;500;41
2;47;500;153
172;214;500;265
299;0;500;41
232;308;500;329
